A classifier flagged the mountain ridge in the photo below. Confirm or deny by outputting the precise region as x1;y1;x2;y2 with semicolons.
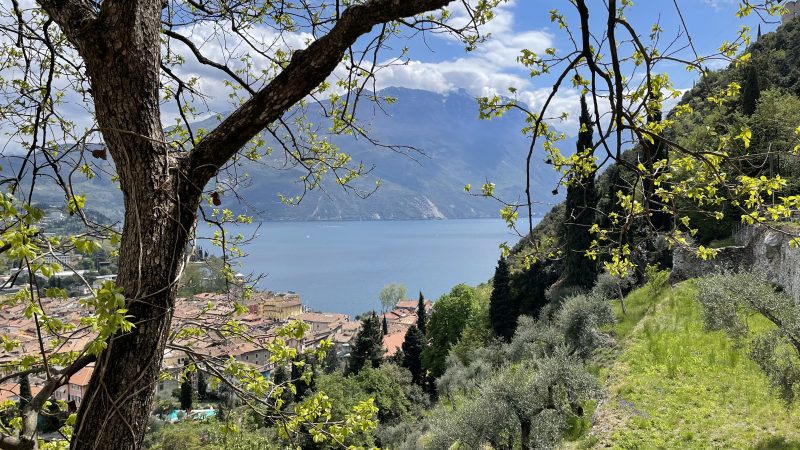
6;87;562;221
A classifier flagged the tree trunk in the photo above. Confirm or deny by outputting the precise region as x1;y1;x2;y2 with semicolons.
520;418;532;450
68;3;204;448
72;152;199;450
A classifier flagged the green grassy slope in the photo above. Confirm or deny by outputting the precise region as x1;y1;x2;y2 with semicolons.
569;281;800;450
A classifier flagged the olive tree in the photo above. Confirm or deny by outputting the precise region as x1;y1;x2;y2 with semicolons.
697;272;800;403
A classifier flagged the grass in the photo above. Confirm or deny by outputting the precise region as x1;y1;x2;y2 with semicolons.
568;281;800;449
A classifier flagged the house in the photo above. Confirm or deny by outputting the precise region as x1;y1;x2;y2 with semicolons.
297;312;349;334
53;365;94;407
229;341;271;368
394;299;432;314
0;381;42;403
382;330;406;357
330;321;360;360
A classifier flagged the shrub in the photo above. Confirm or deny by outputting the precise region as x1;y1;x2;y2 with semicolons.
555;293;616;359
644;264;670;297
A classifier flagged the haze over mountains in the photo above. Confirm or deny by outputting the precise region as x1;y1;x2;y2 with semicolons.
9;87;562;221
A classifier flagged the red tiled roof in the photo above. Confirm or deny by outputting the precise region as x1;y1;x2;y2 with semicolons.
382;331;406;357
69;365;95;387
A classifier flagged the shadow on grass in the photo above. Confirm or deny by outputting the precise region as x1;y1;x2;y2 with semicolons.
753;437;800;450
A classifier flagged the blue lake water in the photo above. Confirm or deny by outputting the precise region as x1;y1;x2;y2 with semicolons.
199;219;535;316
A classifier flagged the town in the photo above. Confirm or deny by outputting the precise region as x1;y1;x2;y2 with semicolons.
0;217;432;423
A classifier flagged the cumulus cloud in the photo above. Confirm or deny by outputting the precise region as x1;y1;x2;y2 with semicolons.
362;1;585;133
156;2;581;135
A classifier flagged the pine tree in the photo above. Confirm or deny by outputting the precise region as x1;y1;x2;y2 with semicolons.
179;368;193;411
562;95;598;289
417;291;427;335
382;315;389;335
742;65;761;116
401;325;425;386
18;374;32;409
346;313;385;375
489;257;517;341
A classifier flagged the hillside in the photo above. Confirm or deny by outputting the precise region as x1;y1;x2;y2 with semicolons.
4;88;562;221
566;280;800;449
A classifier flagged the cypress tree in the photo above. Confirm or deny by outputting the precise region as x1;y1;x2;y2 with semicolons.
641;99;672;233
268;365;292;417
742;65;760;116
401;325;425;386
197;370;207;400
179;368;193;411
757;23;762;39
346;313;384;375
512;259;561;319
323;346;340;374
417;291;427;335
489;257;517;341
562;95;598;289
290;354;316;401
382;315;389;335
18;374;32;409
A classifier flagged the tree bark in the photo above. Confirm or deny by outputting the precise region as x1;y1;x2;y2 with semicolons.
66;2;203;449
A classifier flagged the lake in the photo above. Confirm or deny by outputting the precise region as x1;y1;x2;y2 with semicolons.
199;219;535;316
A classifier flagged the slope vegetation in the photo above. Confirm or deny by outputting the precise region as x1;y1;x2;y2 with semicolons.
570;281;800;449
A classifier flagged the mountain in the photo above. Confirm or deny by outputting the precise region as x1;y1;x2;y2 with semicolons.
5;87;562;221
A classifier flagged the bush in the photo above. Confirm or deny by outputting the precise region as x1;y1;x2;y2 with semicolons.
592;270;637;314
555;293;616;359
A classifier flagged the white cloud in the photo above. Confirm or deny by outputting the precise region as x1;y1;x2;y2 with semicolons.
701;0;737;11
148;2;577;135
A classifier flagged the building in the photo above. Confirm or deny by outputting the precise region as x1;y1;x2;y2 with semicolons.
382;330;406;357
246;291;302;319
53;365;94;407
42;251;76;266
783;0;800;24
394;299;432;315
0;381;42;404
297;312;349;334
